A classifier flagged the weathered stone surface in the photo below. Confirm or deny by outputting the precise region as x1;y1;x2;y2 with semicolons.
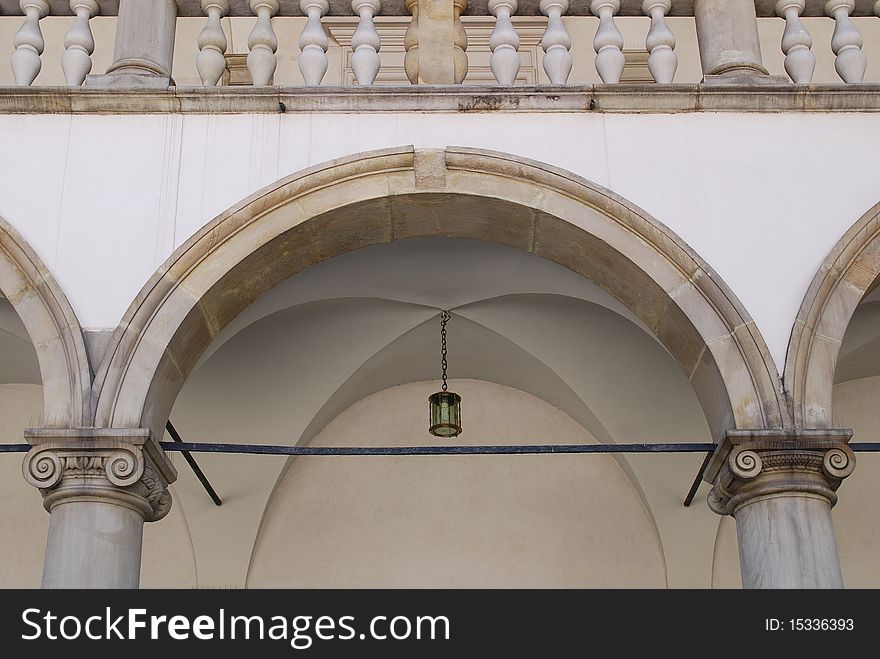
3;85;880;115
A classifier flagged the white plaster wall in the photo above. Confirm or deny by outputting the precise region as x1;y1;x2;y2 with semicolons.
1;111;879;372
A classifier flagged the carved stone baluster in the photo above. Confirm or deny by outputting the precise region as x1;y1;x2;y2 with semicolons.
198;0;230;86
453;0;468;84
404;0;419;84
62;1;98;86
875;0;880;17
489;0;520;85
540;0;572;84
775;1;814;84
825;0;866;83
591;0;624;84
12;0;49;86
247;0;279;86
299;0;329;86
351;0;381;85
643;0;676;83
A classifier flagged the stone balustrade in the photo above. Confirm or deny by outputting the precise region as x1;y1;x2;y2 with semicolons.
0;0;879;87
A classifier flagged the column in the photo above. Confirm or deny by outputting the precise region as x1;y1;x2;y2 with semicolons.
706;430;854;589
693;0;771;82
23;429;177;589
86;0;179;88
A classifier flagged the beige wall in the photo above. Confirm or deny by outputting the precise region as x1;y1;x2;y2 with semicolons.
248;379;667;588
0;384;45;588
163;238;720;588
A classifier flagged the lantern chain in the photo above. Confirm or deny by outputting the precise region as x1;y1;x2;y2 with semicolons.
440;310;450;392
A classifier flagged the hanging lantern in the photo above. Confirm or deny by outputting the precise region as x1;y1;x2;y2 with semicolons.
429;310;462;437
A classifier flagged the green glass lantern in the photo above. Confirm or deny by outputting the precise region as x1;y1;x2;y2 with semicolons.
429;310;462;438
429;391;462;438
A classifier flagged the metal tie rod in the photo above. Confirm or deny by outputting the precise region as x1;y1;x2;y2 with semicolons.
160;442;720;456
166;421;222;507
5;442;880;509
3;442;874;457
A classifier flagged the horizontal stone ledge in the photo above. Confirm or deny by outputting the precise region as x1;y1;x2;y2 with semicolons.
1;84;880;114
0;0;878;17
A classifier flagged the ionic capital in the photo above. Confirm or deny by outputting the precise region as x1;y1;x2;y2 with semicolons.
22;428;177;523
705;430;854;516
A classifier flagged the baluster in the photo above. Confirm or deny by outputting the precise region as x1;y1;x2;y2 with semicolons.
776;1;814;83
404;0;419;83
643;0;676;83
453;0;468;84
875;0;880;17
540;0;572;84
247;0;279;86
62;0;98;86
198;0;230;86
825;0;866;83
351;0;381;85
489;0;520;85
299;0;329;86
12;0;49;86
591;0;624;84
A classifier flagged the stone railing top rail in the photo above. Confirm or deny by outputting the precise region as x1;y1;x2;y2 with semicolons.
0;0;877;17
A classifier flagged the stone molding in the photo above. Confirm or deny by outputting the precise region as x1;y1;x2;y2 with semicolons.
22;428;177;522
785;201;880;429
1;85;880;114
705;429;855;516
